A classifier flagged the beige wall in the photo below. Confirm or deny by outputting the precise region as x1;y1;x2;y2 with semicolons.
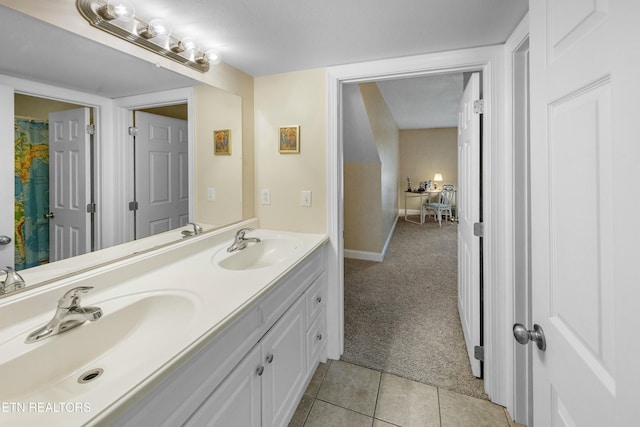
400;128;458;210
1;0;256;223
194;86;243;226
139;104;188;121
344;83;398;254
14;94;82;119
360;83;399;241
254;69;327;233
344;163;382;251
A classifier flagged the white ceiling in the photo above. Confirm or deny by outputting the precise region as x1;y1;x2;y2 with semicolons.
135;0;528;77
378;74;464;129
0;1;527;127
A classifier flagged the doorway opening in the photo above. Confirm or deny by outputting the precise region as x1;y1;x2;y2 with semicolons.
340;71;485;398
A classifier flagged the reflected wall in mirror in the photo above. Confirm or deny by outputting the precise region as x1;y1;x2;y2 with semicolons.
0;5;244;294
194;85;243;227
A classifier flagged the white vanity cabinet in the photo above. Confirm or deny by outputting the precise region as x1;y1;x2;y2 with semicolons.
186;295;307;427
110;244;327;427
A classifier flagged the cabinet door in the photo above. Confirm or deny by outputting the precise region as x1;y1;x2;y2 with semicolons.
184;345;262;427
261;296;307;427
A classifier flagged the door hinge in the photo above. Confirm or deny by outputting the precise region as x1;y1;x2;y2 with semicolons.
86;203;96;214
128;126;138;137
473;99;484;114
86;124;95;135
473;222;484;237
474;345;484;361
129;201;138;211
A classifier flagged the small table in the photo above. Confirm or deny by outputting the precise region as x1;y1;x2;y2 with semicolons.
404;190;440;225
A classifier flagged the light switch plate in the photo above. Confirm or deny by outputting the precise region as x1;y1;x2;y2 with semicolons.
207;187;216;202
261;189;271;205
301;190;312;207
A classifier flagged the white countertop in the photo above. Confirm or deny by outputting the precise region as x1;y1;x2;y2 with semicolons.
0;220;328;426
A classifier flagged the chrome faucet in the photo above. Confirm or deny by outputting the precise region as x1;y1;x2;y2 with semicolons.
227;228;261;252
25;286;103;344
0;267;25;295
182;222;204;238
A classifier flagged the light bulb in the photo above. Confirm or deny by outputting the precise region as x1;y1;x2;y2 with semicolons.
99;0;135;22
205;49;222;65
149;19;171;37
139;19;171;39
181;37;198;52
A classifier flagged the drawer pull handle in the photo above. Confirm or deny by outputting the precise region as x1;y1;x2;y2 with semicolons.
316;296;322;303
266;354;274;364
256;366;264;376
317;334;323;341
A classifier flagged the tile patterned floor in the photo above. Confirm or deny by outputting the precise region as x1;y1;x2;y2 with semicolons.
289;360;525;427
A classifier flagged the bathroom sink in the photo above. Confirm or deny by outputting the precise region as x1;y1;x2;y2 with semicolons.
0;291;198;402
213;236;303;270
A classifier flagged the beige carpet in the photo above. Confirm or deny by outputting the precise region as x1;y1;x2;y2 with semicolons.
341;217;487;400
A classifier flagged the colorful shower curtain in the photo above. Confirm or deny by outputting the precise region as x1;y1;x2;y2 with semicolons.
14;119;49;270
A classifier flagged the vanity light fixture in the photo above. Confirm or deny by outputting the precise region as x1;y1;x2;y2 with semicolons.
77;0;221;73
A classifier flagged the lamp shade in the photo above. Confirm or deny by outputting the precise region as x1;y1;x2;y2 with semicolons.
433;173;443;182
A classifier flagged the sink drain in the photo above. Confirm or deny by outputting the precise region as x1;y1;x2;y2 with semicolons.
78;368;104;384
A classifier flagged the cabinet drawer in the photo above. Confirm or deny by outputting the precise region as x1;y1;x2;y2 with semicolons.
260;248;324;332
305;272;326;329
306;307;327;370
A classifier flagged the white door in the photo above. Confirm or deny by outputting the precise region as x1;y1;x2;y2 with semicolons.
457;72;481;378
529;1;640;425
0;86;14;267
134;111;188;239
48;108;91;262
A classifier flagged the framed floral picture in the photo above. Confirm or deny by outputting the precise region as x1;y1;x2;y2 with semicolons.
279;125;300;153
214;129;231;155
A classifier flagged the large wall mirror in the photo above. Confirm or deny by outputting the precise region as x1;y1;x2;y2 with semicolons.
0;6;244;294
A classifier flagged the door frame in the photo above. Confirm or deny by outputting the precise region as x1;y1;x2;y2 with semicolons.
111;87;195;245
326;44;510;405
504;14;531;425
0;74;110;254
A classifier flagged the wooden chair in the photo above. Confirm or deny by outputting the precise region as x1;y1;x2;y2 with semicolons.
421;184;456;226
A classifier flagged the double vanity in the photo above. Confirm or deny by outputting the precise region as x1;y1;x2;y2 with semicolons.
0;220;328;426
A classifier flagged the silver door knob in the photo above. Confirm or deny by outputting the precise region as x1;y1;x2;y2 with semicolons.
513;323;546;351
0;235;11;245
44;212;55;219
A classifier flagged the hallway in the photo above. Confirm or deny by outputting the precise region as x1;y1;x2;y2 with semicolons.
341;218;485;399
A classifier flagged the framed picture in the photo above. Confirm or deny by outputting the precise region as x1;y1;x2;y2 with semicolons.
279;125;300;153
214;129;231;155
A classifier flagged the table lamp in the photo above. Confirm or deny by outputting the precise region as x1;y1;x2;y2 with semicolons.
433;173;443;189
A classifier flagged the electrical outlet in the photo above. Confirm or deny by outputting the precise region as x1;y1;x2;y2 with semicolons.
261;189;271;205
207;187;216;202
301;190;312;207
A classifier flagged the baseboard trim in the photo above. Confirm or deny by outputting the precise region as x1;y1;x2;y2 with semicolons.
343;249;383;262
344;216;398;262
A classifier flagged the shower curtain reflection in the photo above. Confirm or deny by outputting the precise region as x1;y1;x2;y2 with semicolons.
14;118;49;269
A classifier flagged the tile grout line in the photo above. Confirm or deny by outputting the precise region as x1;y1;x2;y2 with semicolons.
437;387;443;427
372;372;383;426
303;359;332;426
